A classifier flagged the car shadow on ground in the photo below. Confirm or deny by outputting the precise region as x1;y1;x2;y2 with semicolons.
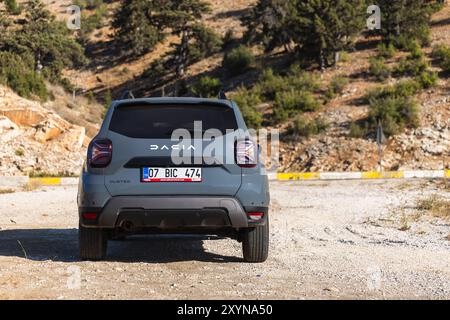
0;228;243;263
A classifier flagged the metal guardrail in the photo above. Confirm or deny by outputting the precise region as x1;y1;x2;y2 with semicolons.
0;177;78;187
274;170;450;181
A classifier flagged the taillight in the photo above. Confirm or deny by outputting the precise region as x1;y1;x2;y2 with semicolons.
88;139;112;168
235;140;257;168
82;213;98;220
247;212;264;221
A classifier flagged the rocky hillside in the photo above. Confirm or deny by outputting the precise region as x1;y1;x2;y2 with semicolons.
279;5;450;172
0;0;448;176
0;85;86;176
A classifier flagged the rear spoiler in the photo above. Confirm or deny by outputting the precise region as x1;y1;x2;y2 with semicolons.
114;99;233;109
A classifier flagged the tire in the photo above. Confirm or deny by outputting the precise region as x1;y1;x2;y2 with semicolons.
242;220;269;263
79;224;107;260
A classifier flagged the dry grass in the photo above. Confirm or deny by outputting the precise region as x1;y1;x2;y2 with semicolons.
396;181;413;191
0;188;15;194
416;195;450;220
22;180;42;192
434;179;450;191
398;212;411;231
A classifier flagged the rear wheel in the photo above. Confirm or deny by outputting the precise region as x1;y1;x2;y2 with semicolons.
242;220;269;263
79;224;107;260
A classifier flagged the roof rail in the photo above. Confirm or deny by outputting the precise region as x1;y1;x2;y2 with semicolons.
120;90;135;100
218;90;228;100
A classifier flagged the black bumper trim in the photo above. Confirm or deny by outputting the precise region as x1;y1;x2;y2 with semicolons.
116;209;232;229
83;196;252;228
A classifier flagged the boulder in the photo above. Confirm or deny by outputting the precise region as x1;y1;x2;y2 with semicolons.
0;85;87;176
0;115;18;133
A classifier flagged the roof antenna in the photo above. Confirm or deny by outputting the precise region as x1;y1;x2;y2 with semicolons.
120;90;135;100
218;90;227;100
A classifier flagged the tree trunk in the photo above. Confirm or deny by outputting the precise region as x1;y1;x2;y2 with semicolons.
334;51;340;66
319;47;325;71
174;27;190;97
176;27;189;79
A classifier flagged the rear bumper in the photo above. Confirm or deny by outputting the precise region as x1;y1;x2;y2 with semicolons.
79;196;267;229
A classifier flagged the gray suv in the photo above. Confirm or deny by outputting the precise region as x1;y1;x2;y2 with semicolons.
77;97;270;262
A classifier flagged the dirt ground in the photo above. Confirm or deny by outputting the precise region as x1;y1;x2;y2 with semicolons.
0;179;449;300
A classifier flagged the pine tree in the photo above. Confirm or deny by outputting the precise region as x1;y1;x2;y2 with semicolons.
158;0;211;79
290;0;366;68
0;0;86;83
373;0;434;46
112;0;214;92
112;0;164;57
241;0;293;53
243;0;365;68
189;23;222;61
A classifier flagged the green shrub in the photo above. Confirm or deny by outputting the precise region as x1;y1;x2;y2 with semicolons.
0;52;47;101
275;90;319;112
395;35;428;52
232;87;263;129
258;67;319;102
416;71;438;89
432;44;450;60
258;69;288;101
223;45;254;76
79;4;107;39
440;58;450;74
414;24;431;47
241;105;263;129
395;55;428;76
394;35;417;51
398;79;420;97
288;116;329;137
365;80;420;103
358;79;420;137
272;107;291;124
348;122;368;138
191;76;222;98
368;96;419;136
1;1;87;87
430;1;445;13
409;45;425;60
231;65;321;126
393;79;422;97
143;59;165;80
5;0;21;15
103;89;112;116
232;86;262;109
377;42;397;59
326;76;348;99
222;29;235;49
369;57;391;80
190;24;223;61
73;0;105;9
86;91;96;103
272;90;319;124
286;65;320;92
432;44;450;73
338;51;351;63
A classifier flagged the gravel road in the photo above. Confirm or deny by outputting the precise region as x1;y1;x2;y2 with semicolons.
0;179;449;299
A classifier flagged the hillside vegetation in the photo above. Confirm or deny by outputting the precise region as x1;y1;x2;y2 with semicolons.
0;0;449;175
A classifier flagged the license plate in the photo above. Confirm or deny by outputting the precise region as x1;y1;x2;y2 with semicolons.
142;167;202;182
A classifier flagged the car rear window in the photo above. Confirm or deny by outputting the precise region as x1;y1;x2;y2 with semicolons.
109;104;238;139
